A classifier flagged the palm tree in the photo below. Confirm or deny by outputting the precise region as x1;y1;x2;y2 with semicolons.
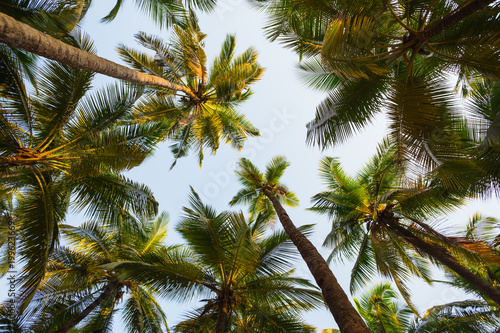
7;213;170;332
105;189;323;333
0;8;263;105
1;9;262;165
0;31;159;309
118;13;262;166
310;139;500;307
257;0;499;169
230;156;370;333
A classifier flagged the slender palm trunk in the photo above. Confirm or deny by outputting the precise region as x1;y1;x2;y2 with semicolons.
215;298;229;333
390;222;500;306
420;0;496;40
262;188;370;333
55;280;119;333
0;13;195;97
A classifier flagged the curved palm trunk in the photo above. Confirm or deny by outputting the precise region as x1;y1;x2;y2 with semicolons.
389;222;500;306
0;13;195;97
55;280;119;333
262;188;370;333
215;298;229;333
420;0;496;40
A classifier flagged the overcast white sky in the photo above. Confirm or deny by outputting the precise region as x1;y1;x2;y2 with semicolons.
2;1;500;331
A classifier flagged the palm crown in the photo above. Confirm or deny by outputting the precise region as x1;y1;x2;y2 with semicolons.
258;0;499;171
230;156;299;223
119;11;264;167
105;189;322;332
0;32;160;309
310;139;466;310
12;213;170;332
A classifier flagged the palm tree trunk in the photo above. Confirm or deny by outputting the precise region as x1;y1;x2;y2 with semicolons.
419;0;495;40
0;12;195;97
215;298;229;333
262;188;370;333
55;280;119;333
389;222;500;306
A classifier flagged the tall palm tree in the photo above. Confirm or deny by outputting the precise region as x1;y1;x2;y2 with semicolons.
310;139;500;307
1;9;262;164
119;13;262;166
257;0;499;169
5;213;171;333
0;31;159;309
0;9;263;107
105;189;323;333
230;156;370;333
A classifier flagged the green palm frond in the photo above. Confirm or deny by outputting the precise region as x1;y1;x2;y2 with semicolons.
122;286;168;333
354;282;413;333
101;0;187;28
16;172;69;312
297;56;341;91
177;189;235;270
0;44;34;130
264;156;289;184
259;0;334;58
256;224;313;275
409;300;500;333
306;75;388;147
0;0;90;37
68;173;158;224
465;214;499;244
114;11;263;166
117;45;166;77
66;83;143;139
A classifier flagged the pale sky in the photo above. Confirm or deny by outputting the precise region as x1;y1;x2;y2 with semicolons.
2;1;500;331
